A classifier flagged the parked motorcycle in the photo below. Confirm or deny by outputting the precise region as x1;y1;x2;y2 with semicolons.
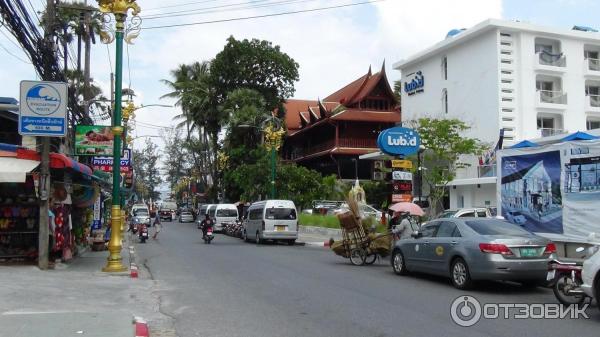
548;247;588;306
139;223;149;243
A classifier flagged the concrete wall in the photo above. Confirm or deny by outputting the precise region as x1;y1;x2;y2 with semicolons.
449;183;497;209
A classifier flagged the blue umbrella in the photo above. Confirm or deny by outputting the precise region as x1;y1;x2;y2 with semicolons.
510;140;539;149
561;131;600;142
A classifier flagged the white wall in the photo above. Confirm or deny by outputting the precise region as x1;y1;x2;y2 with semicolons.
449;184;497;209
399;30;500;144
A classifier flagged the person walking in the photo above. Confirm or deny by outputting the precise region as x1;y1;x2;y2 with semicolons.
152;212;162;239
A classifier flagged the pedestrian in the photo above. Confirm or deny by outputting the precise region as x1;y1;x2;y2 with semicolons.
393;212;414;240
152;212;161;239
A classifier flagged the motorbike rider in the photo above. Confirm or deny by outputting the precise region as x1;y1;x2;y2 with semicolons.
200;213;214;239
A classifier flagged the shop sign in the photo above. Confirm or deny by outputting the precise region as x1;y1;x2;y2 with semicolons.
19;81;68;137
92;148;131;167
404;71;424;96
392;171;413;181
391;159;413;169
75;125;115;156
92;196;102;230
377;127;421;156
393;181;413;193
392;194;412;203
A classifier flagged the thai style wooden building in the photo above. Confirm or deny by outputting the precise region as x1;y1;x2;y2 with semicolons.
282;63;400;180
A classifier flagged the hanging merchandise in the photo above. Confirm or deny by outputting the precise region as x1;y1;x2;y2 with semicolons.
0;176;39;261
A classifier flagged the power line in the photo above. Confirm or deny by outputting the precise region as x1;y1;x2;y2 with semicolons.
145;0;230;12
144;0;323;21
144;0;271;18
0;39;32;63
143;0;384;30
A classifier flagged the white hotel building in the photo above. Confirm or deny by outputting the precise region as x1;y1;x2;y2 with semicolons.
394;19;600;209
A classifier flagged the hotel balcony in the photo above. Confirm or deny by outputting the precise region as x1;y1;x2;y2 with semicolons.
537;128;567;138
585;58;600;77
586;94;600;113
534;51;566;73
338;138;377;148
455;164;497;180
536;90;567;109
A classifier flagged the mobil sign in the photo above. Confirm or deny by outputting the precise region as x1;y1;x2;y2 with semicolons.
377;126;420;156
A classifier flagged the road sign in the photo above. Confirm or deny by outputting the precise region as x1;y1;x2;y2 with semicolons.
19;81;68;137
392;171;413;181
393;181;413;193
391;159;413;169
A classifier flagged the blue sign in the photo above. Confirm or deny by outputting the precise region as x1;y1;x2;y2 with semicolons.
19;81;68;137
377;127;421;156
404;71;424;96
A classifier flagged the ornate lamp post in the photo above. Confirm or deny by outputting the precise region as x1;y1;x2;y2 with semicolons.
97;0;141;272
262;116;284;199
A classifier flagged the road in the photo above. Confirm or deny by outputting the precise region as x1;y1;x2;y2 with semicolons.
136;220;599;337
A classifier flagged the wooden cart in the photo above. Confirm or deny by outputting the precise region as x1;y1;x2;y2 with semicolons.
332;211;392;265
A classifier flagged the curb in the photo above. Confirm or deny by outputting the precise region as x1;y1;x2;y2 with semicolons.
129;246;137;278
133;316;149;337
303;241;331;247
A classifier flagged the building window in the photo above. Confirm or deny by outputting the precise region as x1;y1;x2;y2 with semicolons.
537;117;555;129
441;89;448;114
502;108;513;113
500;32;512;37
501;59;512;64
588;119;600;130
501;79;513;84
502;117;514;122
441;56;448;80
501;70;513;75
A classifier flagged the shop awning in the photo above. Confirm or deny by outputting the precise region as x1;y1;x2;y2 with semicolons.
0;157;40;183
50;153;93;177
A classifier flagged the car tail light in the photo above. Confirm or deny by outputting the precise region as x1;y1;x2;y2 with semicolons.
261;221;265;231
479;243;514;256
543;243;557;255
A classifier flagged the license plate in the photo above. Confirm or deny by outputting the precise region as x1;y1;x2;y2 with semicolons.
546;269;556;281
142;233;148;237
521;248;538;257
276;226;285;232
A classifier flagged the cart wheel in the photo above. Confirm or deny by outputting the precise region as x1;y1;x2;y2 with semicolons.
350;248;366;266
364;254;377;265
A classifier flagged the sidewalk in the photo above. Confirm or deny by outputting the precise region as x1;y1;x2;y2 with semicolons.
0;237;173;337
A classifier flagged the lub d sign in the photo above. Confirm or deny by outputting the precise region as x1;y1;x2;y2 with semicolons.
404;71;424;96
19;81;68;137
377;127;421;156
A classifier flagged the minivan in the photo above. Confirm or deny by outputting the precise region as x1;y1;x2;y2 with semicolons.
214;204;238;232
206;204;217;221
244;200;298;245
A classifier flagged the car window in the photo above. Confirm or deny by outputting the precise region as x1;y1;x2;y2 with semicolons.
476;211;487;217
458;211;475;218
249;208;263;220
464;220;531;235
439;210;457;218
435;221;457;237
134;209;148;216
420;223;440;238
266;208;297;220
452;226;462;238
217;209;238;217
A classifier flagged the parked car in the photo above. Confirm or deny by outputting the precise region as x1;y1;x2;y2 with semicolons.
436;207;492;219
179;210;195;223
506;210;526;225
391;218;555;289
581;243;600;312
214;204;239;232
337;203;383;219
244;200;298;245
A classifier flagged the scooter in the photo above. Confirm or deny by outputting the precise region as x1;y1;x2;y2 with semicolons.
139;223;149;243
203;226;214;244
547;247;588;306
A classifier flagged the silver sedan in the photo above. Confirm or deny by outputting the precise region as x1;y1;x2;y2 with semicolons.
391;218;556;289
179;211;195;223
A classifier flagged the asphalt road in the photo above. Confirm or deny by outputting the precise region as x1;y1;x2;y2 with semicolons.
136;220;599;337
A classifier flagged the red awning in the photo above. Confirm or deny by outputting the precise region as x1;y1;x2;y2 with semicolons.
50;153;93;176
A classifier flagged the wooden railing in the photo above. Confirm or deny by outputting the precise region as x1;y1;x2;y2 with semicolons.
338;138;377;148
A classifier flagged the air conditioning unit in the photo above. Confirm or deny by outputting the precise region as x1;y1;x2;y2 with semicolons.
373;171;385;180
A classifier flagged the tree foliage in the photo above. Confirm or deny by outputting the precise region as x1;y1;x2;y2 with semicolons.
133;138;163;200
210;36;300;111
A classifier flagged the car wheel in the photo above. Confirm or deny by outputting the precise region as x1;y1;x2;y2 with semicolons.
287;240;295;246
392;250;408;275
243;230;249;242
451;258;473;290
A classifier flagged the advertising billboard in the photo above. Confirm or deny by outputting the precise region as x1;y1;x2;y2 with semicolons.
75;125;114;156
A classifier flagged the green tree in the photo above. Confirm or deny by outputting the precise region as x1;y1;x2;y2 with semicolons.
162;128;190;192
411;118;484;215
133;139;163;200
210;36;300;111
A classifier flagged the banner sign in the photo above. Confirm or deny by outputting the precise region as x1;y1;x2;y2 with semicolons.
392;171;413;181
92;149;132;168
377;127;421;156
92;196;102;230
19;81;68;137
393;181;413;193
391;159;413;169
498;139;600;240
75;125;114;156
392;194;412;202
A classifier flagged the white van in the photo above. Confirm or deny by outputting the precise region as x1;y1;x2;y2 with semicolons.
206;204;217;221
244;200;298;245
214;204;239;232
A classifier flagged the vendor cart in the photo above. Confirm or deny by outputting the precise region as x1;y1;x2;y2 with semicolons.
330;211;392;266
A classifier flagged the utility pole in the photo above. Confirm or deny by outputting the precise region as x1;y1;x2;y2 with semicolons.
39;0;57;270
83;0;91;118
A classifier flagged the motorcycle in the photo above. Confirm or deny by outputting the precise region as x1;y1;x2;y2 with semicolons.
139;223;149;243
547;247;588;306
203;226;214;244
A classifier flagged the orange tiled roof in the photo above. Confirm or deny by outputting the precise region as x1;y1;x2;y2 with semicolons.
284;99;317;131
329;109;401;123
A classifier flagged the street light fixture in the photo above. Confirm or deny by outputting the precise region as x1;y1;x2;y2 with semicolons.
96;0;141;273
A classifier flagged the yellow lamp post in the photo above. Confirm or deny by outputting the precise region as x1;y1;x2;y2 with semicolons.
97;0;141;272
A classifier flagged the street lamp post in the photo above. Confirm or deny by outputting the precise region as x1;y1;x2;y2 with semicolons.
97;0;141;273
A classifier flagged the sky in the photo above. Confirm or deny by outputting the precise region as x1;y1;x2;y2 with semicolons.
0;0;599;165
